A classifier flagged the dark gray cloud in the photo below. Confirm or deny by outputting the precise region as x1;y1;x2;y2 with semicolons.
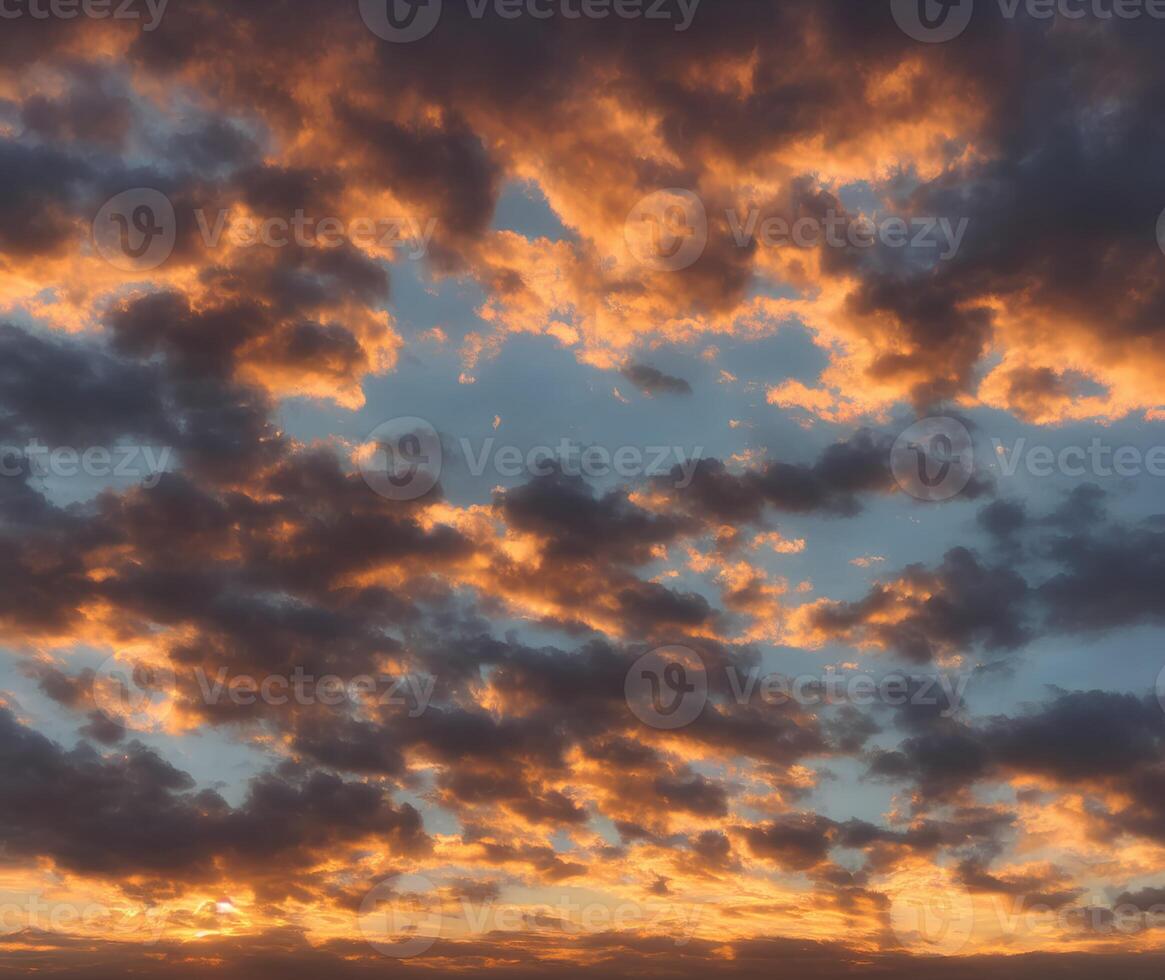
810;547;1031;664
620;362;692;397
0;708;426;888
867;690;1165;844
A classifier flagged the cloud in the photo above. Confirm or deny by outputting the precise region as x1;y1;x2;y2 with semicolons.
2;2;1165;969
620;362;693;397
0;708;427;889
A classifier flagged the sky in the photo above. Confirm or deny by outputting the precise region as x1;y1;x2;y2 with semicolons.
2;0;1165;976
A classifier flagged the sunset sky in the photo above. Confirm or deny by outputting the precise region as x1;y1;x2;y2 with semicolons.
2;0;1165;976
